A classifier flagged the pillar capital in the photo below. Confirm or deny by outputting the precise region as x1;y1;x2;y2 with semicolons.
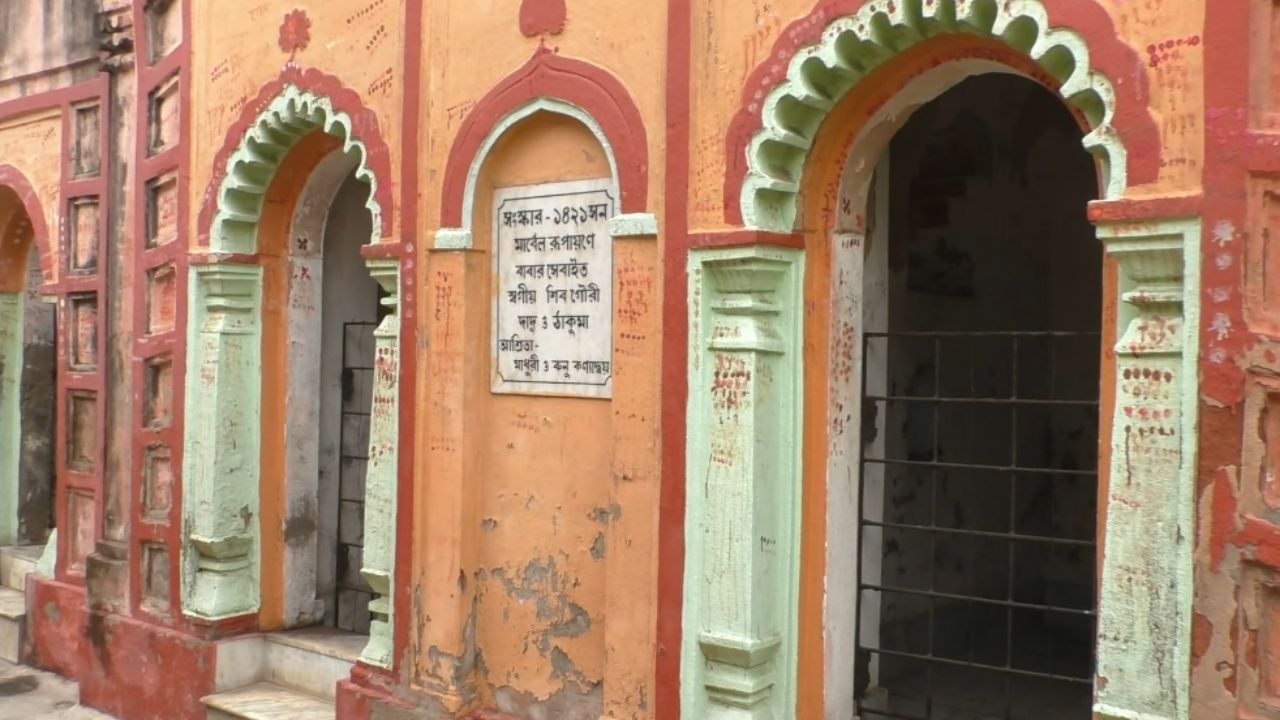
1100;226;1188;357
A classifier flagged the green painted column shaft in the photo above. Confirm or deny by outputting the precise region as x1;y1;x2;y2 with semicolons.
181;263;263;620
1094;219;1199;720
359;258;400;668
681;246;803;720
0;293;20;546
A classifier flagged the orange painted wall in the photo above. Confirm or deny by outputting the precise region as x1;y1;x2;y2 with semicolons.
464;112;612;710
405;4;669;717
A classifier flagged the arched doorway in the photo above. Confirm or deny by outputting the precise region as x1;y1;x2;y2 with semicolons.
685;5;1197;719
850;72;1100;720
184;82;403;669
264;146;386;634
254;137;387;639
0;184;55;548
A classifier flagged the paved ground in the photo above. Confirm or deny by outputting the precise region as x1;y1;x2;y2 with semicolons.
0;659;112;719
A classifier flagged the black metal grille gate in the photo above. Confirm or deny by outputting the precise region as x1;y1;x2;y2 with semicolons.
335;320;378;633
855;330;1100;720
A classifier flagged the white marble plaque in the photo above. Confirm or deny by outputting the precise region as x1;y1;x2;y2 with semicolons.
492;178;615;398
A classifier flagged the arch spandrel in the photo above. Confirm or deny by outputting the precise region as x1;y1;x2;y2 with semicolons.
197;68;397;255
209;86;382;255
734;0;1144;231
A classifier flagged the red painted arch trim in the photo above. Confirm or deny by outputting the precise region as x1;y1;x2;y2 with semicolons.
440;47;649;227
196;66;396;246
722;0;1161;226
0;164;55;289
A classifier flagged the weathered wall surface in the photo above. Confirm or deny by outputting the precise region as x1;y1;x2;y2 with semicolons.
1;1;1239;719
468;114;609;717
408;3;667;718
0;1;99;102
1194;2;1280;720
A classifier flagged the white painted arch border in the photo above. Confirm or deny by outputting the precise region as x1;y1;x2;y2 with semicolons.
209;84;384;255
740;0;1130;231
434;97;636;249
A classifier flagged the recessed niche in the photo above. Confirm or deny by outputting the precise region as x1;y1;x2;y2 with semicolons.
145;0;183;64
68;198;99;274
72;103;101;178
67;391;97;472
141;543;171;612
144;356;173;428
1239;563;1280;717
146;175;179;247
1250;0;1280;129
66;491;95;575
146;264;176;335
68;294;98;370
142;445;173;520
148;78;180;155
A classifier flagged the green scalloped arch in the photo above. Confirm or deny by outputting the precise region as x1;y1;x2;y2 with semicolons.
742;0;1127;231
209;85;381;254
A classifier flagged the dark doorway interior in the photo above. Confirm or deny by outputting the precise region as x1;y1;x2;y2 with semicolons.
855;73;1102;720
19;237;55;544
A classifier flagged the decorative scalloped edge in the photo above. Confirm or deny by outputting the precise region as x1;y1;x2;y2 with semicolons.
209;84;381;254
740;0;1128;231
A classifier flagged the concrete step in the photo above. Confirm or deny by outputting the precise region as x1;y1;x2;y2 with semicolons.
203;681;333;720
0;586;26;663
262;627;362;701
0;545;41;591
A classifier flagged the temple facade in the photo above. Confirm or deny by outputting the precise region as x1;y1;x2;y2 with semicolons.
0;0;1253;719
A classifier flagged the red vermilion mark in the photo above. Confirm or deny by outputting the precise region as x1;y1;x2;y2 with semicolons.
519;0;567;37
279;9;311;55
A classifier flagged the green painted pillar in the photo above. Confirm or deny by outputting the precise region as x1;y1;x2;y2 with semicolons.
1094;219;1199;720
359;258;399;668
181;263;263;621
0;292;20;546
681;246;803;720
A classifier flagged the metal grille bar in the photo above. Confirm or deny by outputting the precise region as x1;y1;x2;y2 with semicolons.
863;457;1096;477
862;520;1095;548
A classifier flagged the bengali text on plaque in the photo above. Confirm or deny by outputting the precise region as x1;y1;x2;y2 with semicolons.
492;178;615;398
